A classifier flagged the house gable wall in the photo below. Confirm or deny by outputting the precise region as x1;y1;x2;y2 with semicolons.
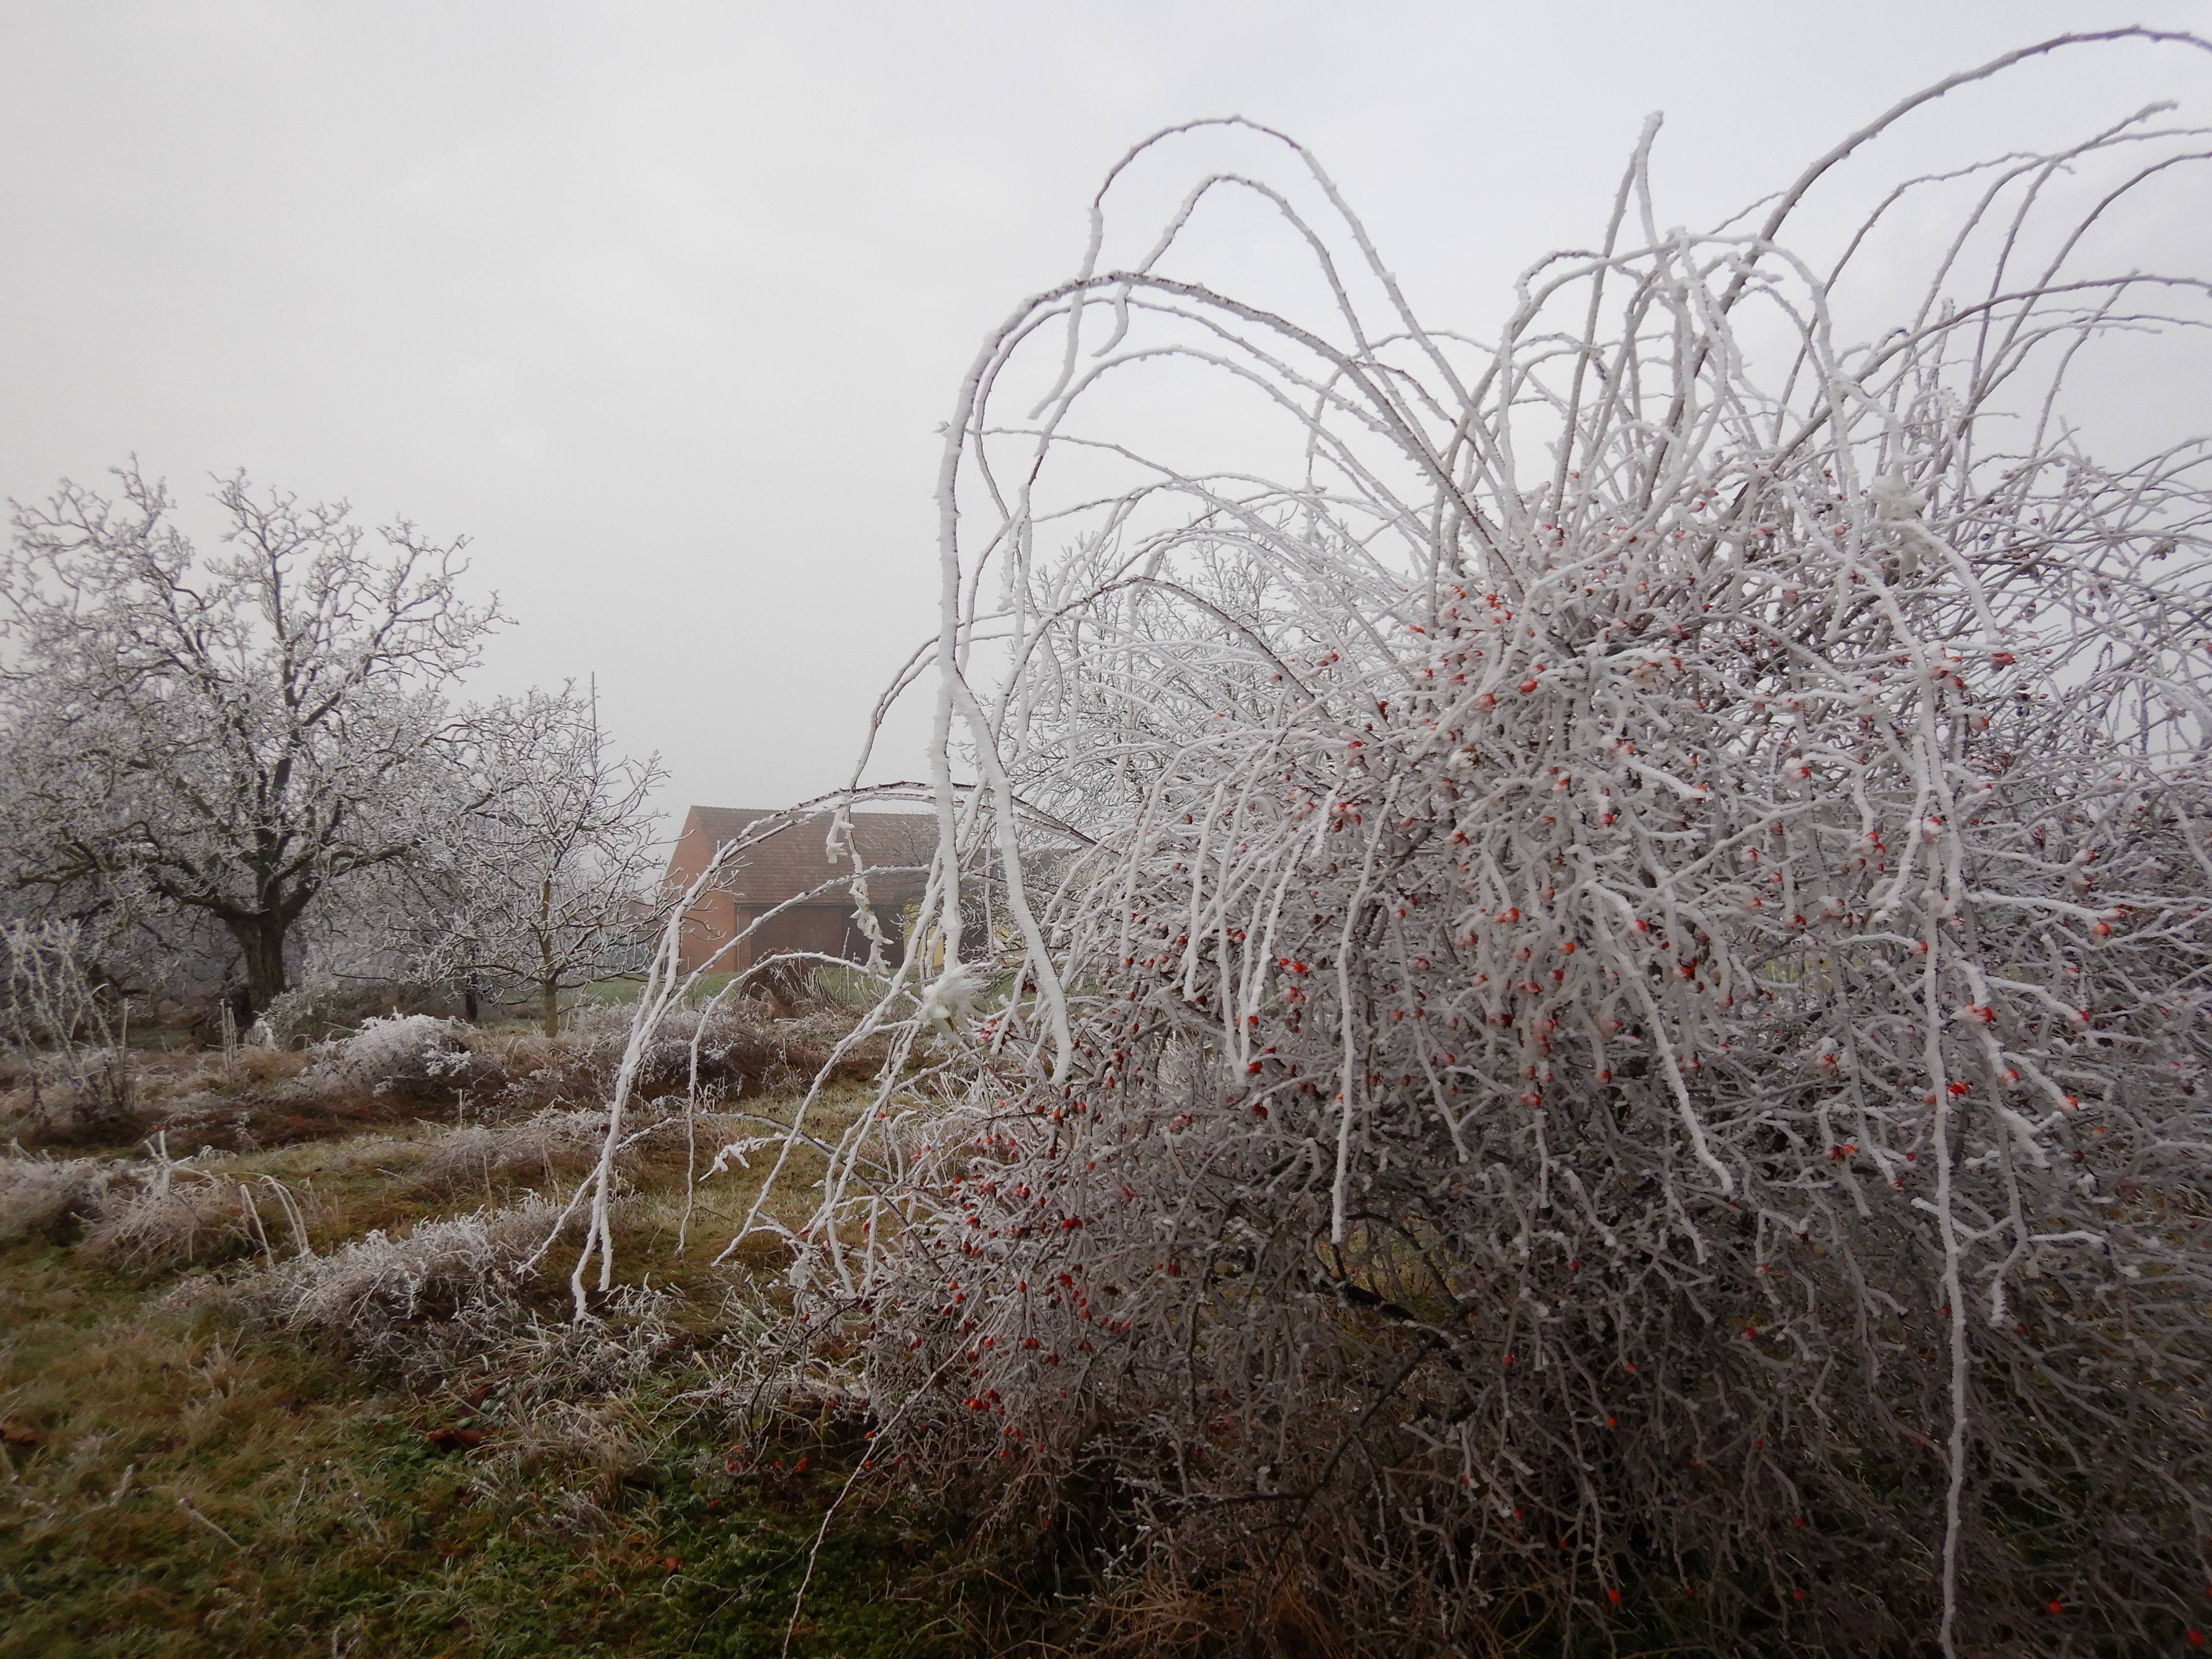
661;806;931;976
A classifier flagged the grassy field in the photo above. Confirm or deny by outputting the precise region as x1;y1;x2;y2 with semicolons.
0;1030;1054;1659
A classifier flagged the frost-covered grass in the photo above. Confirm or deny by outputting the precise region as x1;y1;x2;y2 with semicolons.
0;1220;975;1658
0;996;887;1169
0;1057;1050;1659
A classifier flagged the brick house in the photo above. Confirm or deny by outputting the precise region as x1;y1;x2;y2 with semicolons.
661;805;935;976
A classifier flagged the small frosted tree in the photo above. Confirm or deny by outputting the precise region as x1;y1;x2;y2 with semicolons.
0;466;499;1014
413;683;665;1035
0;920;132;1129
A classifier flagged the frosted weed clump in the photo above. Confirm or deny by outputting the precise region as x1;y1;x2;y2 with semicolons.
419;1107;613;1184
566;999;861;1103
438;1287;691;1522
0;1153;108;1241
312;1013;498;1099
662;31;2212;1659
252;981;364;1049
79;1175;249;1267
0;1133;319;1267
243;1197;571;1364
73;1140;315;1268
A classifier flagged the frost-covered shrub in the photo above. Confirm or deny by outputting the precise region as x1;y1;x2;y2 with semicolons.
0;1153;109;1241
746;42;2212;1659
311;1013;502;1100
8;1051;135;1146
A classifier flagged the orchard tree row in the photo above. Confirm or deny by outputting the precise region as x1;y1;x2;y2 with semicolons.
0;464;663;1034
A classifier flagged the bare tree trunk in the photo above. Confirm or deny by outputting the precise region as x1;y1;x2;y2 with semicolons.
228;917;289;1022
539;884;560;1037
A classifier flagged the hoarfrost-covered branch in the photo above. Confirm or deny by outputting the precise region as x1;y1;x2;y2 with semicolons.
734;31;2212;1654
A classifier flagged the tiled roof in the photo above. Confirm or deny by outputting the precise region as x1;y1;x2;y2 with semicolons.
677;807;935;906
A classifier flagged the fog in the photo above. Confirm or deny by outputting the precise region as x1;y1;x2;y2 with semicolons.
2;1;2204;820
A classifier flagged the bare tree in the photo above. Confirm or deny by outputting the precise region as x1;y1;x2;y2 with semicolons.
412;682;665;1036
0;465;501;1014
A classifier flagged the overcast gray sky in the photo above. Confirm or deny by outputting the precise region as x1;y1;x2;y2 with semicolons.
3;2;2206;824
